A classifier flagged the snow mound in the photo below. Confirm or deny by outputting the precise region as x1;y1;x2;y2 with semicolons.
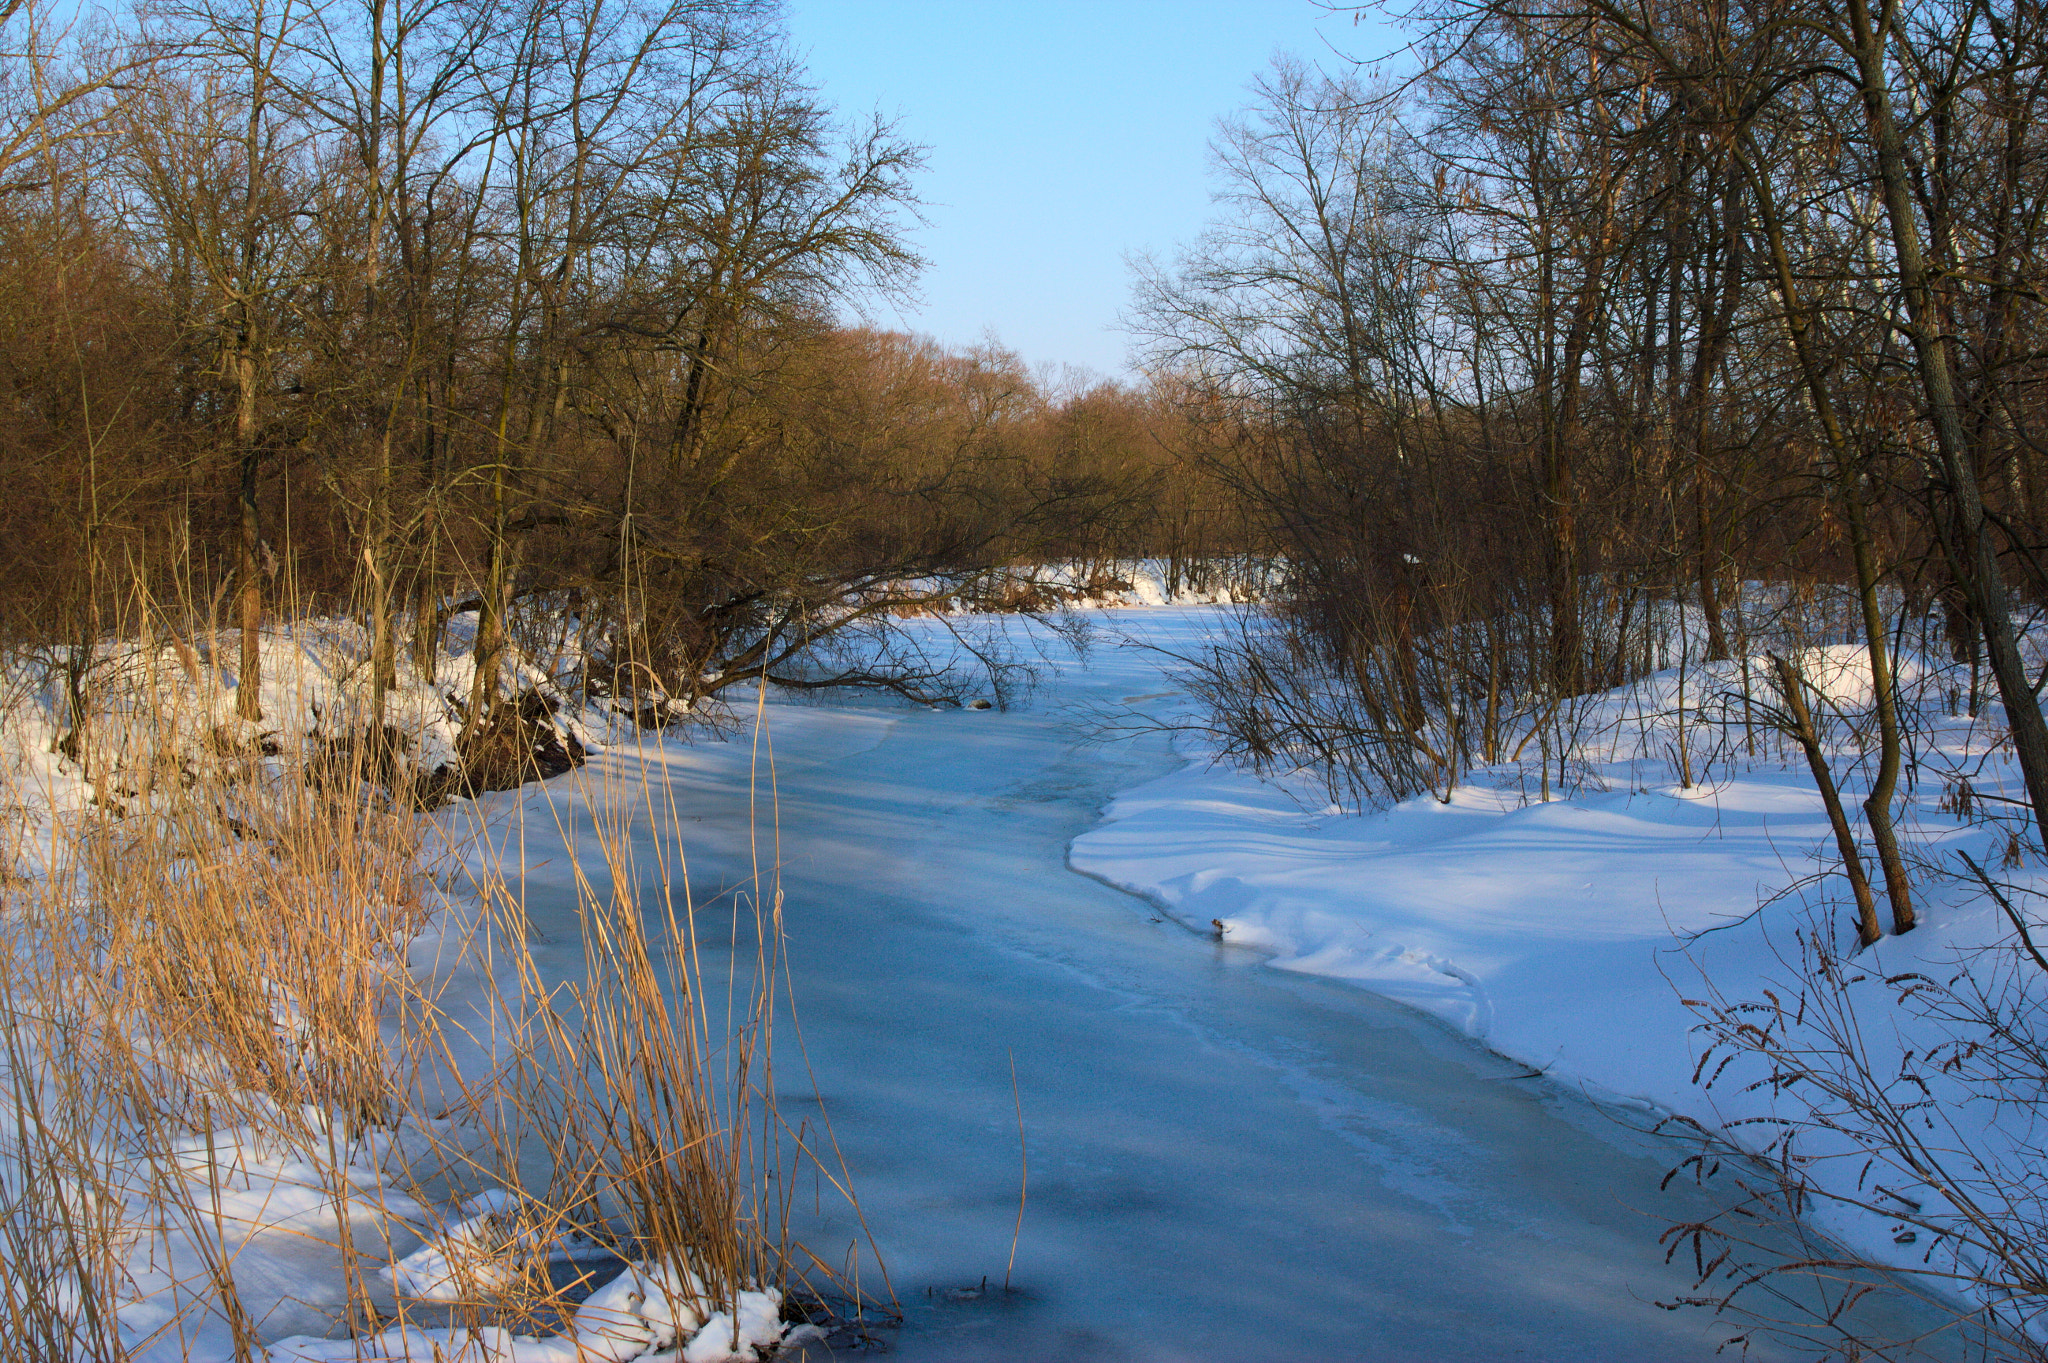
271;1259;780;1363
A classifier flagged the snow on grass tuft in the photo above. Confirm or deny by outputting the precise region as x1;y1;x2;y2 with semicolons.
270;1258;781;1363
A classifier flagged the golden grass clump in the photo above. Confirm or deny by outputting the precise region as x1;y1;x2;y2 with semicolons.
0;633;807;1360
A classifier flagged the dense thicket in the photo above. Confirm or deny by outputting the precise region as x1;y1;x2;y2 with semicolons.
0;0;1247;748
1136;1;2048;880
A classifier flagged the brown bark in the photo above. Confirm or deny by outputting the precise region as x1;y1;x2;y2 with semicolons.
1740;138;1914;934
1770;653;1884;947
234;342;261;722
1846;0;2048;856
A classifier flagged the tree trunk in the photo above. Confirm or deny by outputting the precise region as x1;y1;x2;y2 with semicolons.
1847;0;2048;852
235;340;262;722
1741;139;1913;934
1770;653;1884;948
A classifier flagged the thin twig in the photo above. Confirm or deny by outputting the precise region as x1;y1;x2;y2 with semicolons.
1956;850;2048;977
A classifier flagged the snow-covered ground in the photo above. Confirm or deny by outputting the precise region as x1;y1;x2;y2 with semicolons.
0;621;796;1362
886;557;1276;614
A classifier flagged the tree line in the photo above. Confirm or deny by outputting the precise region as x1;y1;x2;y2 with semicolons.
1136;0;2048;941
0;0;1249;768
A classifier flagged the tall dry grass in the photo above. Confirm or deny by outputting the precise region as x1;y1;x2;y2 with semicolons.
0;615;815;1359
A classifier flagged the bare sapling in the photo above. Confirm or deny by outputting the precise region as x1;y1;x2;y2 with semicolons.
1764;652;1884;948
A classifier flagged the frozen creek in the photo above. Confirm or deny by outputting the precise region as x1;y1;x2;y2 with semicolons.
489;608;1941;1362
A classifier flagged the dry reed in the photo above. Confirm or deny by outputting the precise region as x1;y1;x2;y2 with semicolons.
0;601;823;1359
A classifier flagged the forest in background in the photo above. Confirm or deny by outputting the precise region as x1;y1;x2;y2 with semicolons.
1131;0;2048;936
4;0;2046;911
0;0;1250;773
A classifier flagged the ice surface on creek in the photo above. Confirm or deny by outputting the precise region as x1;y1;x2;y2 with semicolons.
468;606;1949;1362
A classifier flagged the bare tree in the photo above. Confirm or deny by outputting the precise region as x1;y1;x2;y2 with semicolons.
121;0;317;721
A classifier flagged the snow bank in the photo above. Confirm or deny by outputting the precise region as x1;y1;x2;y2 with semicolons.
1071;627;2047;1295
882;557;1279;615
269;1260;781;1363
0;615;800;1363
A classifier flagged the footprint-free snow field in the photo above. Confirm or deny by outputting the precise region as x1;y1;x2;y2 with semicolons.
484;606;1948;1362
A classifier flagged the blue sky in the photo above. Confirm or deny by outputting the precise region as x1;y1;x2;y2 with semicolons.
783;0;1400;380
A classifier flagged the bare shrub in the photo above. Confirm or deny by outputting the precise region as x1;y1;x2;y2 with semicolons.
1664;905;2048;1359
